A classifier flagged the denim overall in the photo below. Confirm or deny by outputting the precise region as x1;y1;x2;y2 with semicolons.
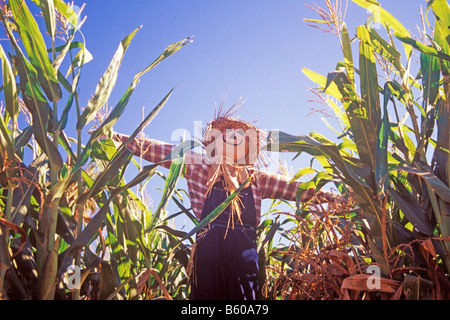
190;179;259;300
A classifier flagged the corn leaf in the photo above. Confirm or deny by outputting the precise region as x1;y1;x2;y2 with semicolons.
267;130;394;267
421;52;440;109
147;156;185;234
89;37;191;144
394;34;450;62
358;25;381;141
37;0;56;40
2;12;63;170
368;27;403;73
392;165;450;202
113;195;144;264
54;0;78;29
352;0;412;57
302;67;343;100
0;44;18;122
342;23;355;85
10;0;61;101
325;71;377;173
0;116;16;178
76;26;142;131
375;83;391;196
428;0;450;42
389;182;434;236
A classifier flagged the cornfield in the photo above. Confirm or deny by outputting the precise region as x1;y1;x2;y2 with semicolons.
0;0;449;300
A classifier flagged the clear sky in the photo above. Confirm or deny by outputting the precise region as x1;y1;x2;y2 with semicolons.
18;1;432;230
75;0;427;162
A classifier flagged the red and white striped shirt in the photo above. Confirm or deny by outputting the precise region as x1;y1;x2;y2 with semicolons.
115;133;333;224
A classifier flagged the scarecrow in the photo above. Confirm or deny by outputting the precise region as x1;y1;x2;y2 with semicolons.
112;102;340;300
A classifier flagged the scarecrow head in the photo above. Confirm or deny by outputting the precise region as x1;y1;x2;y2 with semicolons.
201;100;267;167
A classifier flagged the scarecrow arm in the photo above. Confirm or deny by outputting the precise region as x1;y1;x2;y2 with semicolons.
113;133;203;174
260;171;342;204
113;133;176;169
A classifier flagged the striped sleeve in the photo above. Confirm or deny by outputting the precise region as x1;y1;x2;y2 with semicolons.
259;171;339;203
259;171;301;201
114;133;175;169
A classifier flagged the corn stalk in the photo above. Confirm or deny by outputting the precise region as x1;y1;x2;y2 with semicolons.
266;0;450;299
0;0;193;300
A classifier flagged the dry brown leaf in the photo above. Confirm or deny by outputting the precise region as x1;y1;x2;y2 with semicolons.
341;274;401;294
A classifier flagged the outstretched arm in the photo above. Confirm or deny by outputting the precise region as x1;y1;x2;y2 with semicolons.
259;171;341;204
113;133;176;169
113;133;202;174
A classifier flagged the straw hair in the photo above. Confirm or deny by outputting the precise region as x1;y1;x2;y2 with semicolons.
201;98;269;168
199;98;268;232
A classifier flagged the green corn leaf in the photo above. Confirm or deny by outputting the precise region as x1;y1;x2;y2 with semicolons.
341;23;355;85
76;88;174;208
0;45;18;179
131;37;192;84
421;52;440;110
303;67;343;100
368;27;403;73
261;220;280;247
105;215;132;283
434;22;450;75
38;0;56;40
394;33;450;62
289;167;317;184
59;197;113;275
375;83;391;196
170;196;199;226
52;33;75;73
0;115;16;178
54;92;74;132
10;154;46;225
0;44;19;122
428;0;450;42
389;182;434;236
267;130;394;264
10;0;61;101
325;72;377;173
75;87;173;179
154;225;191;240
32;0;77;29
353;0;412;57
429;0;450;75
79;36;190;175
113;195;145;264
54;0;78;29
391;165;450;202
358;25;381;131
76;26;142;131
89;37;191;144
147;156;185;234
49;40;93;76
2;11;63;171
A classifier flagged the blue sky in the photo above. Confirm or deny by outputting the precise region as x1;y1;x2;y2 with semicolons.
63;0;430;230
76;0;427;159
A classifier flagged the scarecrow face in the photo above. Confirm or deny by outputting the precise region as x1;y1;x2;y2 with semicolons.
203;122;260;165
